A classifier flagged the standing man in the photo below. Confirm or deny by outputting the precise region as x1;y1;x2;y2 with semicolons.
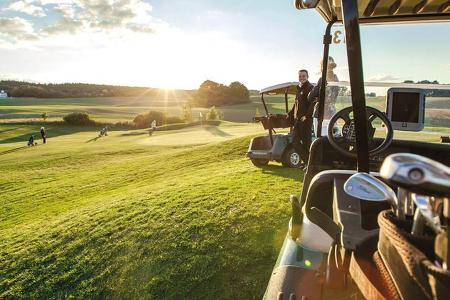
40;127;46;144
288;69;314;165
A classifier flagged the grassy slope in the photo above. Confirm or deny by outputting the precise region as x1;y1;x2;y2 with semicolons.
0;123;301;299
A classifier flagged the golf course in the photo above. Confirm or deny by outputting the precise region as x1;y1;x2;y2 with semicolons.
0;117;300;298
1;94;449;299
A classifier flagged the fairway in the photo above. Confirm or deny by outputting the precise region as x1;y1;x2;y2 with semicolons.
0;122;300;299
2;94;450;128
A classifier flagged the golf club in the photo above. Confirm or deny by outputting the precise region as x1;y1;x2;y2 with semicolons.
411;194;442;235
344;173;398;210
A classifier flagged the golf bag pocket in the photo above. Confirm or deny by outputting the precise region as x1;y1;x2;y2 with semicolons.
378;210;450;299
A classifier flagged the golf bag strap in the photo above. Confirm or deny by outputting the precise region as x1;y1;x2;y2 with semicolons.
373;251;400;299
309;207;341;243
378;210;439;299
349;252;387;300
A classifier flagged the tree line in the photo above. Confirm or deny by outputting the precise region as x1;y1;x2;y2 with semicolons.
0;81;154;98
0;80;251;106
403;80;450;97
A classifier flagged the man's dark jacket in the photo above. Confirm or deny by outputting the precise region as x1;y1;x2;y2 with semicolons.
288;81;315;121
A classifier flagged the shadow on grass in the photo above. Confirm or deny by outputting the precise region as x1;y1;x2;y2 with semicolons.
120;131;148;137
204;126;232;137
86;136;101;143
0;125;100;144
259;164;303;180
0;127;20;134
0;146;28;156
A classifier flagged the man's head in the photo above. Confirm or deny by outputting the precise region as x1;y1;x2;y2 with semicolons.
298;69;309;84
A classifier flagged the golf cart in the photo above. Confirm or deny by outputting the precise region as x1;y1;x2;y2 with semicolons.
247;82;315;168
264;0;450;299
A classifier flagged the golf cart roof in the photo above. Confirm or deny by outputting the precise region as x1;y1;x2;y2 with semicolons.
260;82;300;95
295;0;450;24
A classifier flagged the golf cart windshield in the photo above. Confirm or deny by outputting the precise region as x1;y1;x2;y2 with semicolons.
258;82;300;117
318;21;450;144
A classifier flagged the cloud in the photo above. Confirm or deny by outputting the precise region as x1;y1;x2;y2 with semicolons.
42;18;84;35
126;23;154;33
6;0;46;17
368;74;400;82
37;0;73;4
0;0;159;46
42;3;83;34
39;0;155;36
0;17;39;41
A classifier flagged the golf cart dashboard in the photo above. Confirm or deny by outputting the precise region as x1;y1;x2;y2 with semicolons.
386;88;425;132
312;138;450;173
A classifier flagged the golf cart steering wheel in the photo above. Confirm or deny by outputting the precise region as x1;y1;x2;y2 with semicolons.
327;106;393;158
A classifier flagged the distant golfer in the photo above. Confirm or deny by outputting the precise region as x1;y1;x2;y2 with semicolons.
27;135;35;146
149;120;157;136
40;127;46;144
287;69;314;165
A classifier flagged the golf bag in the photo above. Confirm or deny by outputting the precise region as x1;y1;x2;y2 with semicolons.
377;211;450;299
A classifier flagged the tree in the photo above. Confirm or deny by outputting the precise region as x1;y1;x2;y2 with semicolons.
194;80;251;107
228;81;250;103
41;112;48;122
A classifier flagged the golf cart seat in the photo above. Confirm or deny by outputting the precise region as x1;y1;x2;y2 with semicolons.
299;169;389;252
255;114;292;130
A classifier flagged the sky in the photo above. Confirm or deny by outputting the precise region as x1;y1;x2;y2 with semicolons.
0;0;449;90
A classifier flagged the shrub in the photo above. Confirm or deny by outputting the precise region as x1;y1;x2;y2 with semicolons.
63;112;96;126
207;106;218;120
133;111;166;128
133;111;185;129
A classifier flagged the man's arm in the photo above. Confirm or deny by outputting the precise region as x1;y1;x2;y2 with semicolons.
307;79;321;103
303;81;320;120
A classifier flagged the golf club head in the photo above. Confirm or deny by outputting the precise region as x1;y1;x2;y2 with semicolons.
411;194;442;234
380;153;450;197
344;173;398;209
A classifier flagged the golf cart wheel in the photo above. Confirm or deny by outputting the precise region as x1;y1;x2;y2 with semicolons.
282;147;302;168
251;159;269;167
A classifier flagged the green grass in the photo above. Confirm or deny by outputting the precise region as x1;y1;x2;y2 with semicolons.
2;93;449;126
0;94;263;123
0;123;302;299
0;93;448;298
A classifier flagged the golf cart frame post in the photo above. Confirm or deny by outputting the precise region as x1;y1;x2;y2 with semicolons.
316;20;334;138
314;0;370;172
260;89;291;145
341;0;370;172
